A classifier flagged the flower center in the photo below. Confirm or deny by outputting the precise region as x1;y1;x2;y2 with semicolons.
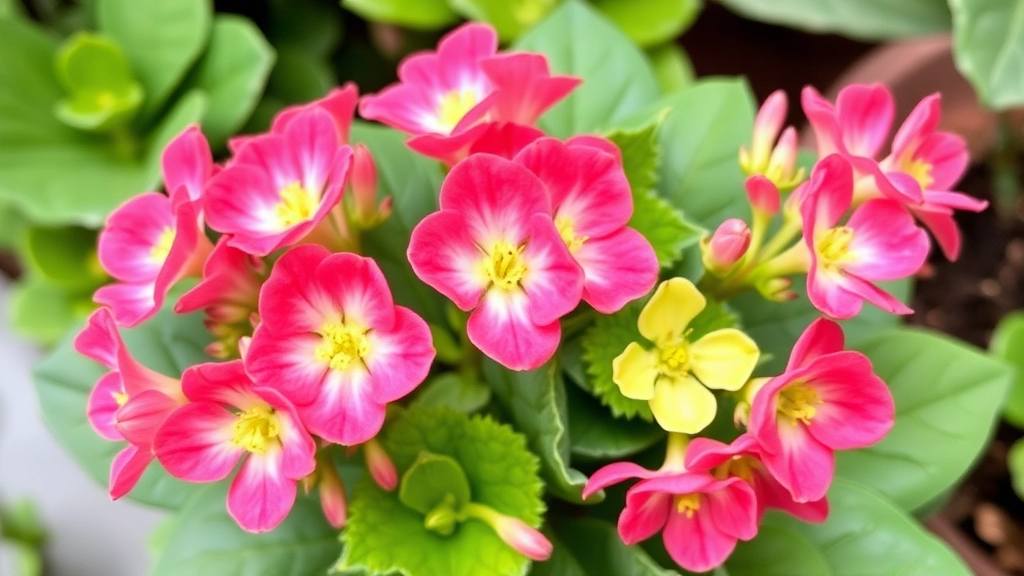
715;455;759;483
901;156;934;190
777;382;820;426
275;182;318;229
555;217;587;253
232;405;280;454
658;339;691;378
815;226;854;269
675;493;702;518
482;241;528;291
112;391;129;407
150;227;176;263
437;89;478;133
315;321;371;371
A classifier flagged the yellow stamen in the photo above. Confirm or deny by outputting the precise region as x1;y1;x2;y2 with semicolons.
437;89;478;132
777;383;820;426
714;455;759;483
150;227;176;263
112;391;129;407
659;340;691;378
815;226;854;269
481;241;528;291
232;405;280;453
315;322;371;371
275;182;318;229
555;217;587;253
901;156;934;189
675;493;701;518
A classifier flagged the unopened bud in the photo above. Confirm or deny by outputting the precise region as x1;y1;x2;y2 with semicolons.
318;463;347;529
494;515;552;561
744;175;780;216
364;438;398;492
756;277;797;302
347;144;391;230
701;219;751;274
766;127;805;190
751;90;787;166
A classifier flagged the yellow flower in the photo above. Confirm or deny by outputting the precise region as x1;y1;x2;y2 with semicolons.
612;278;760;434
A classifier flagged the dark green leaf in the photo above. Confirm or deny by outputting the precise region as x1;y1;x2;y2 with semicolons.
592;0;702;47
629;191;703;268
265;48;335;105
565;382;663;461
411;372;492;414
990;310;1024;427
606;119;662;196
532;517;678;576
342;0;459;29
398;452;472;514
717;0;950;40
1010;439;1024;500
580;300;653;421
24;225;105;291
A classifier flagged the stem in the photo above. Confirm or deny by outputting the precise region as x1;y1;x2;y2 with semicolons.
661;432;689;471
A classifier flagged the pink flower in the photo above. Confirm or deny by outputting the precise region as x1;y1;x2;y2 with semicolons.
685;434;828;523
359;23;579;165
407;154;583;370
748;318;894;502
154;360;316;533
229;84;359;154
584;462;757;573
515;137;658;313
74;308;185;499
161;124;215;207
245;246;435;445
801;155;928;320
204;107;353;256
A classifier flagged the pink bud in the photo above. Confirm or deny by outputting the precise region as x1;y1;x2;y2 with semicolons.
350;144;379;226
751;90;787;166
767;126;802;187
494;516;553;561
704;219;751;272
318;464;347;529
364;438;398;492
744;175;780;215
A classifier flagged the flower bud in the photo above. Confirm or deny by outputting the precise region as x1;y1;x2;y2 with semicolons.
765;127;805;190
744;175;780;216
347;144;392;230
756;277;797;302
493;515;553;561
751;90;787;165
701;219;751;274
364;438;398;492
318;463;347;529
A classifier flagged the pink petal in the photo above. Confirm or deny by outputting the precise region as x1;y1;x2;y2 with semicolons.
75;308;121;369
762;422;835;503
891;93;941;160
257;245;334;333
755;471;829;523
466;289;560;371
364;306;435;404
252;387;317;480
88;372;126;442
705;478;758;540
245;325;328;406
94;281;158;328
110;444;153;500
162;125;214;206
154;200;208;307
181;361;261;409
583;461;659;499
467;122;544;159
175;237;263;317
406;122;494;166
433;22;497;86
315;252;396;331
98;192;175;283
806;265;865;320
748;374;788;456
916;132;968;191
845;199;930;280
520;213;584;325
407;210;488;311
745;175;780;214
573;227;658;314
804;352;894;450
663;506;737;573
480;52;580;126
153;401;241;482
841;274;914;316
786;318;845;371
619;491;671;545
297;369;387;446
227;449;297;533
835;84;894;159
801;154;853;232
115;389;182;447
927;190;988;212
272;84;359;144
566;134;622;160
913;204;961;260
685;434;759;473
801;86;844;157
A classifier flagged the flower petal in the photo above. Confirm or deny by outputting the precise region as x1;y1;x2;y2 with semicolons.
110;444;153;500
153;401;242;482
298;368;387;445
572;227;658;314
253;387;317;480
619;491;671;545
75;308;121;370
663;506;738;574
612;343;659;401
466;289;560;371
365;306;435;404
650;375;717;434
245;325;329;407
98;192;174;283
638;278;705;344
705;478;758;540
181;361;261;409
763;421;835;503
162;125;213;206
786;318;846;371
256;244;334;333
520;213;584;326
407;210;489;311
584;461;660;499
835;83;894;158
689;328;759;391
94;281;158;328
845;199;929;281
227;448;297;533
115;389;182;447
88;372;125;441
804;351;894;450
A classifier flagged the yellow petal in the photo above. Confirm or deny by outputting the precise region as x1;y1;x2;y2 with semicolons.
649;375;717;434
612;342;659;400
688;328;760;391
638;278;706;344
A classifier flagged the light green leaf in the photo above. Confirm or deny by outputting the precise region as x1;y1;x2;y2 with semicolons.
32;297;211;509
990;310;1024;427
24;225;105;291
951;0;1024;109
97;0;211;122
1010;439;1024;500
837;327;1012;512
151;484;340;576
532;517;678;576
411;372;492;414
183;15;274;149
8;276;90;346
399;452;473;515
514;0;660;137
749;479;968;575
592;0;702;47
54;32;143;132
342;0;459;29
629;191;703;268
606;120;661;196
580;300;652;421
716;0;950;40
647;44;695;95
0;0;24;19
448;0;558;41
340;407;545;576
483;359;596;503
565;382;663;461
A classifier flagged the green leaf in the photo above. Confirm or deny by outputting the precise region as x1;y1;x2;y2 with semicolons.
532;517;677;576
592;0;702;47
990;310;1024;427
1010;439;1024;500
448;0;558;41
836;327;1012;512
580;300;652;421
738;478;968;576
411;372;492;414
340;407;545;576
97;0;211;122
0;500;46;545
614;79;756;228
565;382;663;461
399;452;473;514
483;359;596;503
513;0;660;137
264;47;334;105
342;0;459;29
353;122;447;327
24;225;105;291
0;0;25;19
54;32;143;131
267;0;343;58
629;191;703;268
716;0;951;41
182;15;274;149
951;0;1024;109
151;484;340;576
8;276;90;346
33;297;212;509
647;44;695;95
606;120;661;196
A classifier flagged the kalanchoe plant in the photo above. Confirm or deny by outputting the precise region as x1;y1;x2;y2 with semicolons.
31;2;1015;575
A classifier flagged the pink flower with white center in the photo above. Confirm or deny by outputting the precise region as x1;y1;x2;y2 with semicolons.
685;434;828;523
359;23;579;165
229;85;359;155
162;124;215;207
74;308;186;499
407;154;583;370
204;108;353;257
245;246;435;445
748;318;894;502
801;154;928;320
154;360;316;533
584;462;757;573
514;137;658;313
